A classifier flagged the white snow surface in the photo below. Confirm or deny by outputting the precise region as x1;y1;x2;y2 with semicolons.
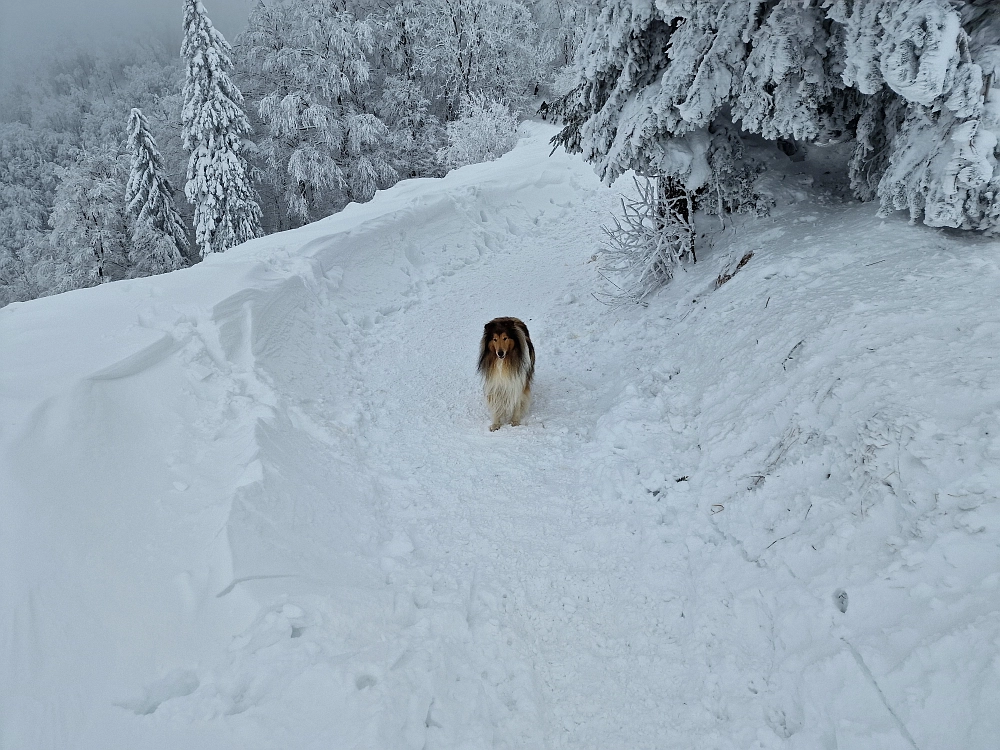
2;123;999;749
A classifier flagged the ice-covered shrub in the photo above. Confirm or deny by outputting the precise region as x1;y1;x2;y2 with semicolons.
599;175;695;304
600;120;768;300
438;94;520;170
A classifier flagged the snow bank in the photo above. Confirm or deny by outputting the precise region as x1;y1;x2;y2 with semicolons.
2;123;999;748
0;124;600;749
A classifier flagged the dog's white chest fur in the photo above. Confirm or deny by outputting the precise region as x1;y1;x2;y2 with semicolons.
484;366;526;416
483;361;531;430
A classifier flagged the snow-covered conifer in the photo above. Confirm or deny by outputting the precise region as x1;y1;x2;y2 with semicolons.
241;0;395;223
125;108;188;275
830;0;1000;231
554;0;1000;234
181;0;262;256
734;0;862;143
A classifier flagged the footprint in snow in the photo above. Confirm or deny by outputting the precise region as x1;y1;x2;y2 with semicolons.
116;669;200;715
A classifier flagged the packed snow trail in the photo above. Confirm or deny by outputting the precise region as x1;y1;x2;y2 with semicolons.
2;124;999;749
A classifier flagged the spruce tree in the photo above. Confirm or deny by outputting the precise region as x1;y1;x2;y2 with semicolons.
553;0;1000;234
181;0;262;257
125;108;188;275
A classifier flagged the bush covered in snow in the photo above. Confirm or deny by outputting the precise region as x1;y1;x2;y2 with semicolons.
592;119;771;297
438;94;520;170
599;175;695;303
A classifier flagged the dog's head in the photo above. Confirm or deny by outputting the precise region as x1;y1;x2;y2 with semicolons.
486;323;517;361
479;318;525;373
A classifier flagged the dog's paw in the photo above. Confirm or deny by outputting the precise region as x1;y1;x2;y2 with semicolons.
510;419;520;427
489;423;502;432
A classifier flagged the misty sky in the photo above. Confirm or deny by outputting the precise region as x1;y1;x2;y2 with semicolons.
0;0;253;80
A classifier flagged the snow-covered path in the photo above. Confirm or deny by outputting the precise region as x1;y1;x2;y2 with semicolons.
3;125;1000;749
343;168;722;746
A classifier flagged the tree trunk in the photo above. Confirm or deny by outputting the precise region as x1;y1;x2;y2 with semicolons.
656;174;695;263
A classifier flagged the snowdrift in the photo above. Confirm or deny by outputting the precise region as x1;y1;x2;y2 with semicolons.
2;123;999;749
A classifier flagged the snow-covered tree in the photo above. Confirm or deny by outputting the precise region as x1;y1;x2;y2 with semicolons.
411;0;549;116
1;43;189;306
49;150;129;286
0;123;69;305
438;93;520;170
372;0;448;178
182;0;262;256
527;0;585;68
125;107;188;275
553;0;1000;234
377;74;447;179
830;0;1000;231
232;0;553;209
240;0;395;224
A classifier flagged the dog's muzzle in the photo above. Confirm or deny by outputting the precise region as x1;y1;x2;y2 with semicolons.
497;351;505;359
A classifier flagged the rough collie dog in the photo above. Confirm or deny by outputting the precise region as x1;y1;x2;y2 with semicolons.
478;317;535;431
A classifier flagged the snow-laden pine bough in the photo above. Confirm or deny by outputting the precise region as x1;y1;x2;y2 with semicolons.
553;0;1000;246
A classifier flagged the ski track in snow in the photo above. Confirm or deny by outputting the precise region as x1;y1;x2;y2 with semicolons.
2;124;1000;749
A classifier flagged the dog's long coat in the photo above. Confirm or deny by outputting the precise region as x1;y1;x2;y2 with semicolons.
478;317;535;431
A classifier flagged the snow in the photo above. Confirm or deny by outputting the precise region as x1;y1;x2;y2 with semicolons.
2;122;1000;748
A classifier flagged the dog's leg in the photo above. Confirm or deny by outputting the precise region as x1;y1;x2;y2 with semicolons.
511;386;531;427
490;404;506;431
487;391;504;431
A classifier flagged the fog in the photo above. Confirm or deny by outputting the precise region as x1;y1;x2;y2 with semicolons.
0;0;252;80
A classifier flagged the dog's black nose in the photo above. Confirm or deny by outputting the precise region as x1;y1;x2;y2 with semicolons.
497;351;505;358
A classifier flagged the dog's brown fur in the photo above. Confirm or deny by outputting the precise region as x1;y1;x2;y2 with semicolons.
478;317;535;431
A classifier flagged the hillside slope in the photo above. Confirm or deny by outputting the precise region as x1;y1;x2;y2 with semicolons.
2;124;999;749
